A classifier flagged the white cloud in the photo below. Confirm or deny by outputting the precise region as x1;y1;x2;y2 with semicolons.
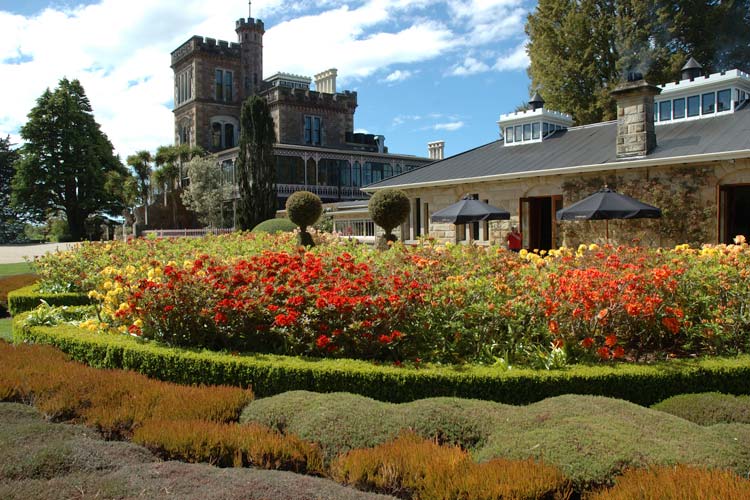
493;42;529;71
383;69;414;83
433;121;464;131
449;0;527;46
450;56;490;76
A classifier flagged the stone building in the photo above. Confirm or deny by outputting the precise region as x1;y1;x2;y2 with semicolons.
170;9;431;226
365;60;750;248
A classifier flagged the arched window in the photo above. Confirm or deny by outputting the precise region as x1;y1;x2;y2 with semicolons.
209;116;239;151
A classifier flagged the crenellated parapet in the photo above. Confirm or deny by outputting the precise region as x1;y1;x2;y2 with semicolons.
263;85;358;112
171;36;242;67
235;17;265;32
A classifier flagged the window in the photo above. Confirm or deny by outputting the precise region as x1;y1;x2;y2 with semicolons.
352;162;361;187
414;198;421;237
673;98;685;119
523;124;531;141
211;123;222;149
221;160;235;185
341;162;351;187
215;69;233;102
224;124;235;148
532;122;540;139
384;164;393;178
702;92;715;114
659;100;671;122
175;67;193;107
304;115;322;145
514;125;522;142
394;164;402;176
717;89;731;112
687;95;700;117
505;127;513;143
542;122;549;136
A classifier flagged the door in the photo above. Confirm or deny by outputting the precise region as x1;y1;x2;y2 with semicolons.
520;195;562;251
719;185;750;244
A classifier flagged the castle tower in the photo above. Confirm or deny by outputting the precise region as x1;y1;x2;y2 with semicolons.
235;14;264;101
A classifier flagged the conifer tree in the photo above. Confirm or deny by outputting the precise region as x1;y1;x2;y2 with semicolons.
0;136;24;243
12;78;129;241
236;96;277;231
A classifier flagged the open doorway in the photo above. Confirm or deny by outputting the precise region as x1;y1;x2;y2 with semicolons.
520;195;563;251
719;185;750;243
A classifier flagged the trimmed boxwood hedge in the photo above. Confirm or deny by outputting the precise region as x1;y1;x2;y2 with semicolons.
7;285;91;316
11;317;750;405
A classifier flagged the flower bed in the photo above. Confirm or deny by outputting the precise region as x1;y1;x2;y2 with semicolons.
32;233;750;366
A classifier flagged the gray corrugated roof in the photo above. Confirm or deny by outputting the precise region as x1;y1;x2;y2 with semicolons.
367;104;750;189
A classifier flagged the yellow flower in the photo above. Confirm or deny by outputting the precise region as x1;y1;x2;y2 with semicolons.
519;249;528;258
133;319;143;328
588;243;599;251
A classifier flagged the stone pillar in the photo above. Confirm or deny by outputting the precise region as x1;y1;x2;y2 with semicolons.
428;140;445;160
610;79;661;159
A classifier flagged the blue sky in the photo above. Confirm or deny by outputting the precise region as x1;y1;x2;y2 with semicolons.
0;0;534;159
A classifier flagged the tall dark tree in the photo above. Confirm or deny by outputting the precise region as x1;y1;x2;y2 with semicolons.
236;96;277;231
0;136;24;243
526;0;750;125
153;144;202;228
126;150;152;226
12;78;129;241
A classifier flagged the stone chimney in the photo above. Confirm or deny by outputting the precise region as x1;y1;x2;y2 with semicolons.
428;140;445;160
314;68;337;94
611;77;661;159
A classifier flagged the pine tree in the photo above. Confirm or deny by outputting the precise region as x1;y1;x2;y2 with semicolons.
236;96;277;231
12;79;129;241
0;136;24;243
126;150;153;226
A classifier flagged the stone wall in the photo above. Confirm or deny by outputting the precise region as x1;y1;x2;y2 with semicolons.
393;158;750;248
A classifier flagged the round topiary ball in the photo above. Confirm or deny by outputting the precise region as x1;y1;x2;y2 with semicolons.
286;191;323;231
251;218;298;234
369;189;410;243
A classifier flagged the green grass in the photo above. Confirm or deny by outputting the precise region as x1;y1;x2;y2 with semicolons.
241;391;750;486
0;319;11;342
0;263;33;278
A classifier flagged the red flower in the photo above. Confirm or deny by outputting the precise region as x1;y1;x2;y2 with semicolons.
581;337;594;348
378;334;391;344
552;338;564;349
548;320;559;334
163;305;174;312
214;312;228;324
662;316;680;334
613;346;625;359
597;347;611;360
316;335;331;348
605;334;618;347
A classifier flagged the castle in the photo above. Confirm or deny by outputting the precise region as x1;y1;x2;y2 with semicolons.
170;5;434;227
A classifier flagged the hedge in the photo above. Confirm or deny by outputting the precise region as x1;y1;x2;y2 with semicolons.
7;285;91;316
11;318;750;405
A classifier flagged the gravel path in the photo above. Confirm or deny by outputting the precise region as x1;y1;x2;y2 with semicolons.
0;243;78;264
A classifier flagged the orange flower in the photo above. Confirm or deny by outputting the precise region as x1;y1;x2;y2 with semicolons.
605;334;618;347
662;316;680;334
597;308;609;321
552;338;564;349
548;320;559;334
581;337;594;348
597;347;611;360
613;346;625;359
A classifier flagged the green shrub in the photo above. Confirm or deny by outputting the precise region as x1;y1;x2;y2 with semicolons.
591;465;750;500
652;393;750;425
368;189;410;248
13;320;750;407
241;391;508;459
7;284;91;316
286;191;322;246
242;391;750;486
252;218;298;234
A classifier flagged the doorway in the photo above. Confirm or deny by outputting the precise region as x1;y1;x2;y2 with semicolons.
719;185;750;244
520;195;563;251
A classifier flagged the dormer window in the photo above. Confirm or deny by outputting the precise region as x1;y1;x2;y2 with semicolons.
498;92;572;146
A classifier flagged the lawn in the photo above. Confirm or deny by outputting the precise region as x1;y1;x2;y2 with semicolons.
0;262;33;278
0;319;11;342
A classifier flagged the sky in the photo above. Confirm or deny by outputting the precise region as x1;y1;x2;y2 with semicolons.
0;0;534;160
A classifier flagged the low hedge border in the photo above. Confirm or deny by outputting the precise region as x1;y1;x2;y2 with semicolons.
11;318;750;405
7;285;91;316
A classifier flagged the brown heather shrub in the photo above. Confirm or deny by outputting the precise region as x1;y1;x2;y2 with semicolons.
0;342;253;437
133;419;325;475
331;431;570;500
592;465;750;500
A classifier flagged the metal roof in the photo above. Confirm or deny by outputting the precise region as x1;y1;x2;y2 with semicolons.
366;104;750;190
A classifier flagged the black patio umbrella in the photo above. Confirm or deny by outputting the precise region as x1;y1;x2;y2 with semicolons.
431;196;511;225
556;186;661;240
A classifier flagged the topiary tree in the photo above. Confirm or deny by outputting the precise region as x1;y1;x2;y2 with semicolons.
252;217;297;234
286;191;322;247
369;189;410;250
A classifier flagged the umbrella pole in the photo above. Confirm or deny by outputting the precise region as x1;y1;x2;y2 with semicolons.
605;220;609;242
